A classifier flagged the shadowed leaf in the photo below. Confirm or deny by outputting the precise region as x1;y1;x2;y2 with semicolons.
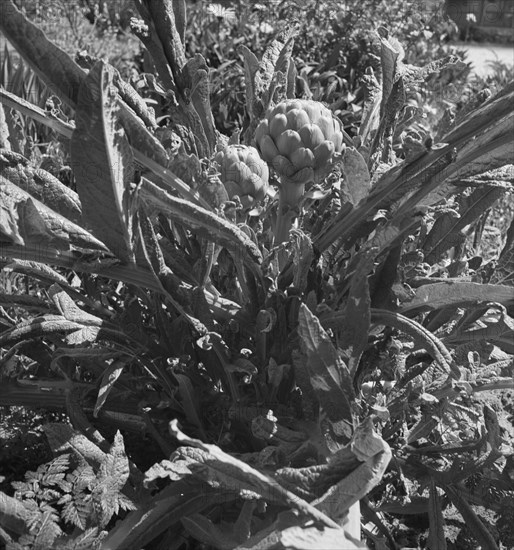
71;61;135;263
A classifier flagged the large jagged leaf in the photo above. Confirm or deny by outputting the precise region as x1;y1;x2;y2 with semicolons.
424;185;506;263
359;68;382;145
0;491;34;536
297;304;354;450
0;259;68;286
231;510;365;550
278;525;366;550
169;421;340;529
71;61;136;264
0;0;85;108
183;54;217;155
256;24;298;100
0;314;95;348
422;209;466;264
400;282;514;312
0;149;82;223
376;27;404;117
49;284;103;326
0;175;107;251
239;44;260;120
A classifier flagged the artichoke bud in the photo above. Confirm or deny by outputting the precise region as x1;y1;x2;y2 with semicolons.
214;144;269;208
255;99;345;187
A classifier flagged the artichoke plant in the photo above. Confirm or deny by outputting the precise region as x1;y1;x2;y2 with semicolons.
214;144;269;209
255;99;346;242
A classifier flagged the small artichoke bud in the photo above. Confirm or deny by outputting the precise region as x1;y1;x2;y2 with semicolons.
214;144;269;208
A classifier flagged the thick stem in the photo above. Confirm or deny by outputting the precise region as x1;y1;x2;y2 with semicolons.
275;179;307;244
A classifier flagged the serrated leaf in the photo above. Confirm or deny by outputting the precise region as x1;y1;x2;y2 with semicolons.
186;55;217;154
312;420;391;523
400;282;514;312
0;490;34;535
239;44;260;118
0;192;24;244
0;149;82;223
71;61;135;263
144;459;192;487
359;68;382;144
342;148;371;206
169;421;340;529
422;209;466;264
3;259;69;286
93;359;125;418
0;314;95;348
0;175;107;251
376;27;404;117
291;230;314;293
49;284;102;325
297;304;354;449
98;431;129;490
256;23;298;99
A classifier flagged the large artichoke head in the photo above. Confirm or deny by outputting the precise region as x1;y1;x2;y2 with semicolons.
255;99;346;186
214;144;269;208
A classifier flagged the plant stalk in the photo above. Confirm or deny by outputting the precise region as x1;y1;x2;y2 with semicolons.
275;178;307;244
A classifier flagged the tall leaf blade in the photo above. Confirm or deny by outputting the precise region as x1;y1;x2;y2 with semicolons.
0;0;85;108
427;479;447;550
491;215;514;285
71;61;135;263
340;256;371;378
297;304;354;449
400;282;514;312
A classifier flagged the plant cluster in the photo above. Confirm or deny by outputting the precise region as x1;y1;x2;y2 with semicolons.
0;0;513;549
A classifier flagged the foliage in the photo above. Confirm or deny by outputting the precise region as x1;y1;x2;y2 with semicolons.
184;0;469;134
1;425;134;549
0;0;513;549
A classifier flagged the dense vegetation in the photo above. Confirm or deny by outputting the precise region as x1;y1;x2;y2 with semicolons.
0;1;513;549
